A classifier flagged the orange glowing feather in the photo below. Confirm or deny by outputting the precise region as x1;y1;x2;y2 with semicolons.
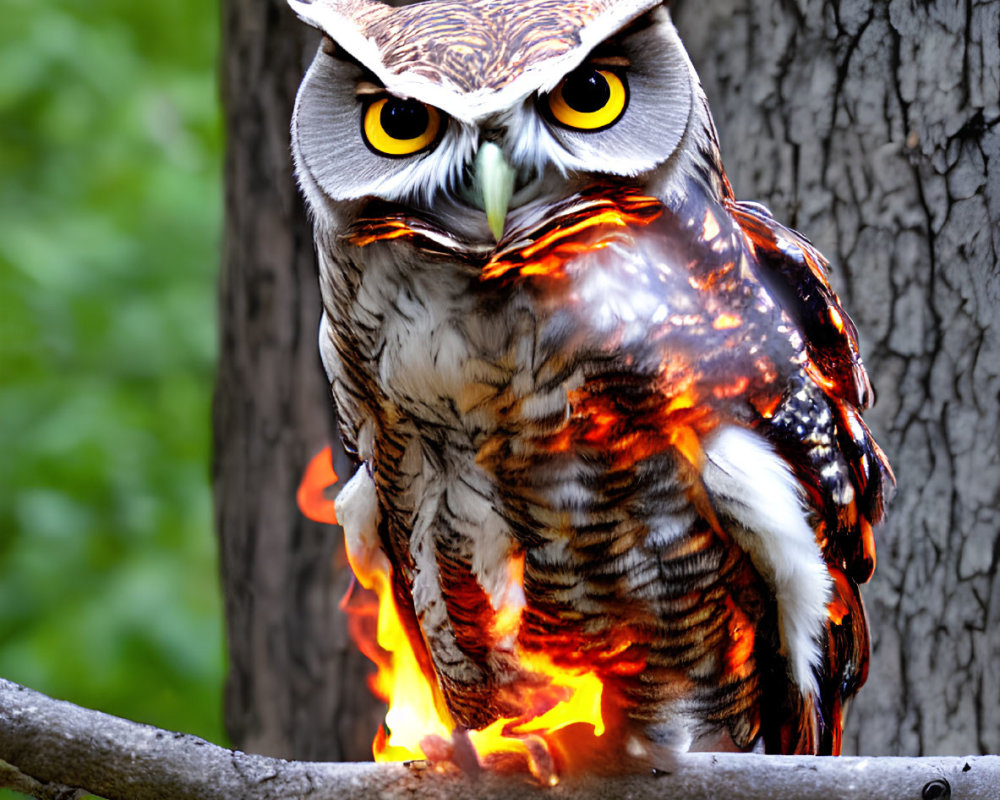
712;312;742;330
724;597;756;678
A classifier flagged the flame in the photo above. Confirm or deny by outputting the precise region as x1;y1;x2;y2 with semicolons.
345;188;662;285
350;558;455;762
489;553;525;641
712;374;750;400
828;306;845;333
348;218;419;248
297;446;339;525
724;596;755;678
342;542;610;782
329;483;610;782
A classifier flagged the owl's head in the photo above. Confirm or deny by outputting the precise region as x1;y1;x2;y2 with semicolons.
290;0;716;245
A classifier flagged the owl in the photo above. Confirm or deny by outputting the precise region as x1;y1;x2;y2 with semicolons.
289;0;892;770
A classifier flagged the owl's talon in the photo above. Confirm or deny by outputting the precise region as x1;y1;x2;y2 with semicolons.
418;730;482;777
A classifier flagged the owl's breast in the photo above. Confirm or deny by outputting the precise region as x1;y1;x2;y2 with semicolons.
327;187;837;747
330;187;804;496
333;238;513;429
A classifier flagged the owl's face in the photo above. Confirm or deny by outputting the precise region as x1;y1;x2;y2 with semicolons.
291;0;704;244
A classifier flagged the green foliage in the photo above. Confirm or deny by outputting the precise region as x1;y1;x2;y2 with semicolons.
0;0;225;791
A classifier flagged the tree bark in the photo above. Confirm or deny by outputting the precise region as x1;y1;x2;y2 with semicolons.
216;0;999;763
215;0;382;761
672;0;1000;756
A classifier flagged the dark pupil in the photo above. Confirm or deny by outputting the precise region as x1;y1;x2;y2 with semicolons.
380;98;429;140
561;69;610;113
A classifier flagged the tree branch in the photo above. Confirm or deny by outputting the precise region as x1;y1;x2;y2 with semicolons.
0;760;86;800
2;678;997;800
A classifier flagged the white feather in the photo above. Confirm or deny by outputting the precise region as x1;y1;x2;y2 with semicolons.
335;465;387;576
408;476;446;625
317;310;338;382
445;472;517;605
701;425;832;697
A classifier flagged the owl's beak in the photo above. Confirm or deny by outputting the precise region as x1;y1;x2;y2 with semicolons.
473;142;515;241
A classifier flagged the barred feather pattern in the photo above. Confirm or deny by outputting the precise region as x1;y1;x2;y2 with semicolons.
316;173;891;758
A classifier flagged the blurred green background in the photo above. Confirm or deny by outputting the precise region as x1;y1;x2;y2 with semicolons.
0;0;225;795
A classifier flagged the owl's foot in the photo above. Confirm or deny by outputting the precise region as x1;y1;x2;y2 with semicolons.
417;728;558;786
418;728;482;777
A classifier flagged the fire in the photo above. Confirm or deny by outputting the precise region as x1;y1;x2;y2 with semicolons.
723;596;755;678
352;557;454;762
296;446;339;525
298;449;611;783
712;312;742;330
347;542;609;781
345;538;609;782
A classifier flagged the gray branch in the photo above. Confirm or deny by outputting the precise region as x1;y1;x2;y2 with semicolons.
2;679;999;800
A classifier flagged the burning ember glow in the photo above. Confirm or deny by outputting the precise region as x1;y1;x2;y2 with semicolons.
296;446;339;525
299;449;610;783
346;187;663;287
481;190;663;282
371;571;604;775
344;528;608;783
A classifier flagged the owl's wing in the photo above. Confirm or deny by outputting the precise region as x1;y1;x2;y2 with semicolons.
728;199;893;753
729;199;892;577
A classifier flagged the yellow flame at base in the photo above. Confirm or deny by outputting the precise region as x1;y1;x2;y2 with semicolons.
352;559;454;761
346;541;606;780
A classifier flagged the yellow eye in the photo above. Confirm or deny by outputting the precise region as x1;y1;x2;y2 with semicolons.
362;96;442;157
547;68;628;131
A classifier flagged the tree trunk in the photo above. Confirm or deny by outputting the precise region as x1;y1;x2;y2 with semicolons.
215;0;382;761
215;0;999;762
673;0;1000;756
